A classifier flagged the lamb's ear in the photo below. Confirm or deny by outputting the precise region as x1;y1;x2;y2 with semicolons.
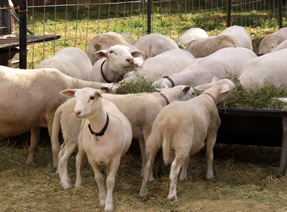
220;84;230;93
182;86;191;93
276;97;287;103
95;89;103;98
195;82;213;91
211;76;219;83
60;89;78;98
94;49;107;59
131;50;144;58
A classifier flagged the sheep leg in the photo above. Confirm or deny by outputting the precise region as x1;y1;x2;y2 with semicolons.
205;132;216;180
179;155;190;181
138;137;146;177
75;141;85;188
58;140;78;190
278;117;287;177
105;157;121;211
26;127;41;166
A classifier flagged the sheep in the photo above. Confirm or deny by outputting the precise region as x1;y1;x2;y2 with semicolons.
86;32;136;65
184;34;239;58
0;65;112;168
154;47;257;88
258;27;287;55
37;47;93;81
139;77;236;200
119;48;195;83
219;25;253;50
239;48;287;89
61;87;132;211
176;27;209;48
135;33;179;59
271;39;287;52
52;85;195;187
89;44;144;83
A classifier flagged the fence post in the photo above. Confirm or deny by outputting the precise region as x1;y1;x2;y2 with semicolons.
226;0;231;27
147;0;152;34
19;0;27;69
279;0;283;28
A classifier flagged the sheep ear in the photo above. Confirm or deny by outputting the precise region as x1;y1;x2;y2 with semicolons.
95;90;103;98
94;50;107;59
60;89;78;97
99;86;110;93
211;76;219;83
131;50;144;58
195;82;213;91
220;84;230;93
182;86;191;93
276;98;287;103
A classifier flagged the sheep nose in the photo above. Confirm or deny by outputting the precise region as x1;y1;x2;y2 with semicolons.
126;58;134;64
75;111;81;117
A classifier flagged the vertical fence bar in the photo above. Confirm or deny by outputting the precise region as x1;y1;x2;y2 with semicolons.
147;0;152;34
279;0;283;28
19;0;27;69
226;0;231;27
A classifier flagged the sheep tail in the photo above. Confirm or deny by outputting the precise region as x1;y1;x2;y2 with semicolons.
162;134;171;166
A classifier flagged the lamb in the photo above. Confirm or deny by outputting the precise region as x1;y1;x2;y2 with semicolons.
61;87;132;211
0;65;112;168
135;33;179;59
271;39;287;52
176;27;209;48
184;34;239;58
119;48;195;83
52;85;194;187
154;47;257;88
37;47;93;81
258;27;287;55
86;32;136;65
239;48;287;89
89;44;144;83
139;78;236;200
219;25;253;50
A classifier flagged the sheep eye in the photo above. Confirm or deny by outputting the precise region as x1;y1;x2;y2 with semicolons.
90;96;95;100
109;50;115;54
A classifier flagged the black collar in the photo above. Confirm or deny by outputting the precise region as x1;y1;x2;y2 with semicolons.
100;60;113;83
163;76;175;87
88;113;109;137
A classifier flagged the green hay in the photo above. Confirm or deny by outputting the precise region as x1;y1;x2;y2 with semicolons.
116;76;158;94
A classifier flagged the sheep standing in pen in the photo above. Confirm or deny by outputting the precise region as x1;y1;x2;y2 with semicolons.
239;48;287;89
153;47;257;88
52;85;194;188
89;44;144;83
37;47;93;81
258;27;287;55
86;31;136;65
139;78;236;200
0;65;112;168
61;87;132;212
176;27;209;48
135;33;179;59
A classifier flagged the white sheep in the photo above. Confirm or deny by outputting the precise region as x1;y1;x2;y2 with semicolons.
61;87;132;211
219;25;253;50
86;32;136;65
139;78;236;200
89;44;144;83
258;27;287;55
37;47;93;81
52;85;194;186
239;48;287;89
154;47;257;88
271;39;287;52
135;33;179;59
119;48;195;83
184;34;239;58
176;27;209;47
0;65;112;168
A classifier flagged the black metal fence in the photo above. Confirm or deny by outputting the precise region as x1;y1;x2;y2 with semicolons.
0;0;286;68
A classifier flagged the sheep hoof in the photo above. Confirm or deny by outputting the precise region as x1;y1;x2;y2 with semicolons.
167;195;177;201
26;162;38;168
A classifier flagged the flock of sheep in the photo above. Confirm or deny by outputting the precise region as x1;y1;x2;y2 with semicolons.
1;25;287;211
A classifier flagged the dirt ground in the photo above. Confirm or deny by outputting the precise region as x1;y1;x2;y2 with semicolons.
0;132;287;212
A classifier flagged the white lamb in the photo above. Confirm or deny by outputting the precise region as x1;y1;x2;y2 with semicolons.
139;78;236;200
184;34;239;58
37;47;93;81
176;27;209;48
61;87;132;211
119;49;195;83
89;44;144;83
258;27;287;55
52;85;194;187
86;32;136;65
0;65;112;168
135;33;179;59
219;25;253;50
239;48;287;89
154;47;257;88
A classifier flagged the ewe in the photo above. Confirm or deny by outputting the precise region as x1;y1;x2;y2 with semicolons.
176;27;209;47
0;65;111;168
61;88;132;212
139;77;236;200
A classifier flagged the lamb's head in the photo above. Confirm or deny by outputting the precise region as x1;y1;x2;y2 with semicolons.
60;87;103;119
195;77;236;104
159;85;195;102
94;44;144;69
